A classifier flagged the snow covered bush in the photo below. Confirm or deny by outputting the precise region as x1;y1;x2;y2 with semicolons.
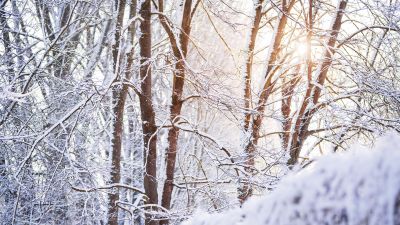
183;134;400;225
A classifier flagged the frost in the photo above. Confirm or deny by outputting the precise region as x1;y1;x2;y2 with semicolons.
183;134;400;225
0;85;31;102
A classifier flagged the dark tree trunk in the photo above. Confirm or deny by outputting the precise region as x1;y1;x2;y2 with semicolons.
0;1;14;81
160;1;193;224
107;0;127;224
139;1;159;225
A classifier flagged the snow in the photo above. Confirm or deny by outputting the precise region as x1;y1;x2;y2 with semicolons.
182;134;400;225
0;85;31;102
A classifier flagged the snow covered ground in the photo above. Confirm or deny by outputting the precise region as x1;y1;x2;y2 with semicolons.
183;134;400;225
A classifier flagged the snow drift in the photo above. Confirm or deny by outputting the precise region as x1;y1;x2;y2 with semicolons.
183;134;400;225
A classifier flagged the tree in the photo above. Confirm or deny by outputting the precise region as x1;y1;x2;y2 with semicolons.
157;1;200;223
2;0;400;224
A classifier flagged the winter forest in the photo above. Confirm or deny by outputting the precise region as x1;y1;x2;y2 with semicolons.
1;0;400;224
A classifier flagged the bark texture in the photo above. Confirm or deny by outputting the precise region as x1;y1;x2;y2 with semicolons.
239;0;296;204
157;1;198;223
287;0;348;165
139;1;159;225
107;0;127;224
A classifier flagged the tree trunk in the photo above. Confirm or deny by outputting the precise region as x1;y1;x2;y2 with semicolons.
287;0;348;165
160;1;193;223
281;66;300;151
243;0;264;133
0;1;14;82
139;1;159;225
107;0;127;224
239;0;295;204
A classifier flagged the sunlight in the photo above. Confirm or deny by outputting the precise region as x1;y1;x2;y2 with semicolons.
295;42;309;56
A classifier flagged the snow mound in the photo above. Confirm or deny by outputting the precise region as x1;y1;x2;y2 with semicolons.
183;134;400;225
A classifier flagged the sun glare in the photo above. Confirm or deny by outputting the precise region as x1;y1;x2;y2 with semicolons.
295;43;309;56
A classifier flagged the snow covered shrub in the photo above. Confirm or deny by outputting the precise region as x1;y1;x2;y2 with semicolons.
183;134;400;225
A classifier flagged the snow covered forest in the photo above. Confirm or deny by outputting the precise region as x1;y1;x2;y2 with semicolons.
1;0;400;224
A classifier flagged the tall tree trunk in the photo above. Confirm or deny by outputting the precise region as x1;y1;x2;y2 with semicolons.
238;0;264;204
281;0;313;155
239;0;295;204
287;0;348;165
0;1;14;82
243;0;264;133
139;1;159;225
159;1;195;223
107;0;127;224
